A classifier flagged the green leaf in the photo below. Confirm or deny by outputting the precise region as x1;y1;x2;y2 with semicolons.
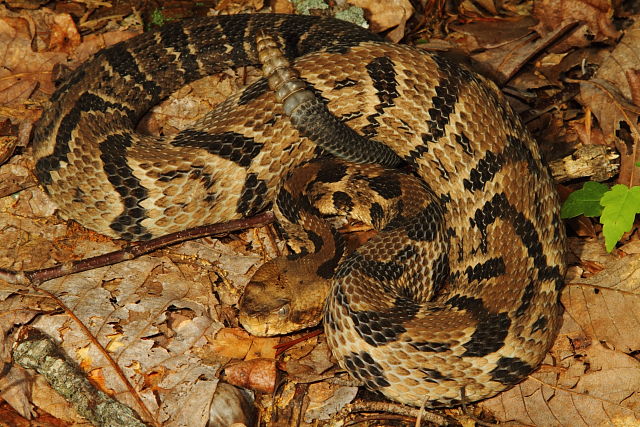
560;181;609;218
600;185;640;252
150;9;166;27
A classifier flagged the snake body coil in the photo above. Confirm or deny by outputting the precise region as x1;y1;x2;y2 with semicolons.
32;14;566;408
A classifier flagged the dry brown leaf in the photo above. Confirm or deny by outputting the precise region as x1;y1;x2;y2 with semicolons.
348;0;413;42
579;19;640;187
564;254;640;352
0;368;36;420
0;15;68;103
209;383;257;426
304;382;358;422
223;358;277;394
0;233;226;425
532;0;620;52
27;253;222;424
472;23;577;85
482;342;640;426
0;301;47;420
450;15;537;53
215;0;265;14
211;327;278;360
0;156;37;198
211;328;254;359
45;12;81;54
271;0;295;14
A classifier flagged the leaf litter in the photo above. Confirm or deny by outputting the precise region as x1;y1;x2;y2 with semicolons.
1;0;640;425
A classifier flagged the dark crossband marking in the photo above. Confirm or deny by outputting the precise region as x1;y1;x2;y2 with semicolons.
464;150;503;192
461;311;510;357
431;252;450;295
369;202;384;228
158;24;201;80
420;368;452;383
455;132;473;156
334;78;358;89
314;161;348;182
335;244;417;281
332;191;353;213
332;283;418;347
338;111;364;122
471;193;561;280
445;295;511;358
172;130;263;168
100;133;151;240
489;356;534;385
405;201;445;242
35;92;136;185
409;55;476;162
464;137;541;193
316;228;346;279
515;280;536;318
465;257;505;283
531;315;548;333
275;187;300;224
411;341;451;353
349;302;419;347
101;47;162;103
342;351;390;389
364;174;402;199
426;83;457;141
361;56;399;137
237;173;268;216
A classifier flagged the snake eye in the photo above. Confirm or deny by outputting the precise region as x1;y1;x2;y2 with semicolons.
277;304;290;318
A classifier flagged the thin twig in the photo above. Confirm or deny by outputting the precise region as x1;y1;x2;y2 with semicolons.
0;212;275;286
338;400;450;426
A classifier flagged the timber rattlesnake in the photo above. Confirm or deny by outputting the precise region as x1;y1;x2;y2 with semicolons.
32;14;566;407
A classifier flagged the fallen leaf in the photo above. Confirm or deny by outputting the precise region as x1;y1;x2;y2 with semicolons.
348;0;414;42
532;0;620;52
208;382;257;426
211;327;278;360
304;382;358;422
223;358;277;394
579;20;640;187
450;15;537;53
565;254;640;351
0;15;67;103
481;342;640;426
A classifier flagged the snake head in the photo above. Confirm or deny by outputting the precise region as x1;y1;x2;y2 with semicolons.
238;258;329;337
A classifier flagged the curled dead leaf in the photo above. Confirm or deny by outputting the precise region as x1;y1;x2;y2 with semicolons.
211;327;279;360
579;20;640;186
348;0;413;42
208;382;257;427
222;358;277;394
533;0;620;52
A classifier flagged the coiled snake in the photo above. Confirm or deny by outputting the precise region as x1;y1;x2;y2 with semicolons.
31;14;566;408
